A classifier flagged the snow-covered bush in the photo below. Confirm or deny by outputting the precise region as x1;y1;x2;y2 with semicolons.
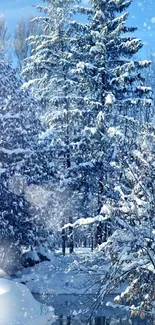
21;244;52;268
95;128;155;320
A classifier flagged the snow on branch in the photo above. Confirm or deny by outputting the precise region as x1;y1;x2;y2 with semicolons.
62;214;110;230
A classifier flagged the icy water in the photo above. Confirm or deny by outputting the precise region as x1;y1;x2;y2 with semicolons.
34;293;150;325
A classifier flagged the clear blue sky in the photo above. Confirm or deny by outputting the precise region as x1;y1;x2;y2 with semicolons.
0;0;155;56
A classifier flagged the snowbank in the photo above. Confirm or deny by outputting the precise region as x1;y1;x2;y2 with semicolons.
0;279;54;325
17;250;100;295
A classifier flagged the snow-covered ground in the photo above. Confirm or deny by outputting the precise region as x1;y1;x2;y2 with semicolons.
16;249;100;295
7;249;127;323
0;278;55;325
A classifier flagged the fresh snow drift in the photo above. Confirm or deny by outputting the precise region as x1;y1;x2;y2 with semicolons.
0;279;54;325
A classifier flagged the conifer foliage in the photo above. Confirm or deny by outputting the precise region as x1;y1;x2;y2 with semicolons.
22;0;152;238
13;0;155;315
97;126;155;319
0;58;46;271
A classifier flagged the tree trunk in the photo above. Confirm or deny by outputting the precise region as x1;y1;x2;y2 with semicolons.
91;228;94;252
68;216;74;254
96;222;103;245
98;180;103;214
61;220;66;256
59;315;63;325
95;316;103;325
67;316;71;325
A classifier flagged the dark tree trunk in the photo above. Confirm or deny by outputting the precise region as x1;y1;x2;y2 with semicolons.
95;316;105;325
61;220;66;256
95;222;103;247
59;315;63;325
98;180;103;214
91;228;94;252
95;317;106;325
68;216;74;254
67;316;71;325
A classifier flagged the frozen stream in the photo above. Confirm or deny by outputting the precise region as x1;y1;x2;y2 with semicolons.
34;293;149;325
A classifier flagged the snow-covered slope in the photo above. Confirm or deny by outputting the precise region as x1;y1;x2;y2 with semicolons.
0;279;55;325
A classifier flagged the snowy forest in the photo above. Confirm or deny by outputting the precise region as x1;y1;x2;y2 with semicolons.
0;0;155;324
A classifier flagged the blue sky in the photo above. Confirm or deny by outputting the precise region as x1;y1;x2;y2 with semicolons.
0;0;155;56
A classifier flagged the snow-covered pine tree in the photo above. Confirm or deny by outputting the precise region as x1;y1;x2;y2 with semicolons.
22;0;152;250
82;0;152;145
72;0;152;245
67;0;154;311
0;57;50;272
88;0;151;113
143;51;155;121
22;0;97;253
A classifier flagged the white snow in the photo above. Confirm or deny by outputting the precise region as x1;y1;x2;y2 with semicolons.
0;279;55;325
105;93;116;105
62;214;109;230
0;147;32;155
0;113;20;120
16;250;101;295
108;127;123;138
25;184;52;208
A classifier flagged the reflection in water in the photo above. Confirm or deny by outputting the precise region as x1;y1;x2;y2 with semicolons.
34;294;150;325
54;315;148;324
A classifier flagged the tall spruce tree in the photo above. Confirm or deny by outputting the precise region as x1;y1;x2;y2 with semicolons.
68;0;155;315
22;0;152;250
22;0;95;253
73;0;152;245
